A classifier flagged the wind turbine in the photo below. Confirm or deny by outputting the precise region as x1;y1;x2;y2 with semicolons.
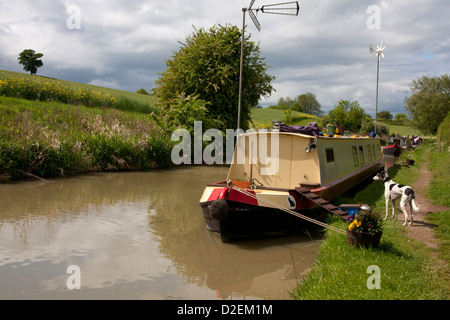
236;1;300;132
370;41;385;135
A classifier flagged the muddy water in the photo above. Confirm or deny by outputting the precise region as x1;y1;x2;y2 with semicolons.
0;166;321;300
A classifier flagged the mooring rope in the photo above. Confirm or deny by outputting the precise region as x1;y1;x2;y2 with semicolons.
229;184;348;235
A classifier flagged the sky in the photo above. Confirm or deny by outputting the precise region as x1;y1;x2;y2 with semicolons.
0;0;449;116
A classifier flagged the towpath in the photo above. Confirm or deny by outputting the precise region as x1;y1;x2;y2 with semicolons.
406;160;449;252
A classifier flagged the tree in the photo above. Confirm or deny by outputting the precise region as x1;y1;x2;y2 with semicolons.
277;97;295;110
153;24;275;132
136;88;150;95
296;92;322;116
404;74;449;135
328;99;368;132
377;111;392;122
18;49;44;75
360;117;389;136
393;113;408;125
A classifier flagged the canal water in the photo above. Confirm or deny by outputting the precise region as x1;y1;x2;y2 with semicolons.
0;166;321;300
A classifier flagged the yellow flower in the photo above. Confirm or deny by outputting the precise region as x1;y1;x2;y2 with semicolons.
348;219;361;231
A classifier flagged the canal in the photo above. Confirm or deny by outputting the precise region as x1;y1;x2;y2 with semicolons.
0;166;321;300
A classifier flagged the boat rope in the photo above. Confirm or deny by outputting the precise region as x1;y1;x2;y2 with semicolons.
229;184;348;235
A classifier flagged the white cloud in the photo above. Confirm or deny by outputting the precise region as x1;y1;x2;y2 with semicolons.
0;0;448;116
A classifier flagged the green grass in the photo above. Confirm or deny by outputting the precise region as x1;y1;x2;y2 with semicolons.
387;124;426;138
427;148;450;207
250;108;321;128
292;217;447;299
0;96;172;181
427;211;450;263
0;70;158;114
291;141;449;300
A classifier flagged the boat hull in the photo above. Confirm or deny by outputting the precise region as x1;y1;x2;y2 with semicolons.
200;198;325;242
382;144;402;157
199;159;383;241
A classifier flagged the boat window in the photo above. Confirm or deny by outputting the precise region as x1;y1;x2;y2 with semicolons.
367;144;372;161
326;148;335;163
352;146;359;167
359;146;365;164
372;144;376;158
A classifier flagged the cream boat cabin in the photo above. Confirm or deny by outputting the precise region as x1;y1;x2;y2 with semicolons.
199;127;384;241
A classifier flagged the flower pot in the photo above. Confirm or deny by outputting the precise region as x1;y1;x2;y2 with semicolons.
231;180;251;189
347;229;382;248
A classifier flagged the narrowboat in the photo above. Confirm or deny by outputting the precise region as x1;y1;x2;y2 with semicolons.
199;123;384;241
382;143;403;157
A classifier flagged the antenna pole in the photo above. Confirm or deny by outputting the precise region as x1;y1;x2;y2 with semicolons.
375;54;380;135
237;8;246;134
236;1;299;133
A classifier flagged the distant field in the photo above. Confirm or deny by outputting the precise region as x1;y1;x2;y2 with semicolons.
386;124;427;137
1;69;430;138
0;70;158;114
251;107;430;138
250;108;320;128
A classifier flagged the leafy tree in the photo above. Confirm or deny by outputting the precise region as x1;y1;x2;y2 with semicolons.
393;113;408;126
136;88;150;95
404;74;449;135
153;24;275;132
377;111;392;122
328;99;368;132
360;118;389;136
158;94;223;135
18;49;44;75
277;97;295;110
296;92;322;116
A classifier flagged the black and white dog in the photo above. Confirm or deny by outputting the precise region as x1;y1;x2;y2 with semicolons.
373;171;420;226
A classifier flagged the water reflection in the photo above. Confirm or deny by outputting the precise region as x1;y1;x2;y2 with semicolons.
0;167;320;300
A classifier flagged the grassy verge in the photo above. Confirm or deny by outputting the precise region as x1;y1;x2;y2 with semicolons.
0;96;172;182
425;138;450;264
291;140;449;300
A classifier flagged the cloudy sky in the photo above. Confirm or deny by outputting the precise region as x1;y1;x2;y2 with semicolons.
0;0;448;115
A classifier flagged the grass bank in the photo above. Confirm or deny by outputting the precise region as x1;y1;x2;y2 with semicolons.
0;96;172;182
292;141;449;299
0;70;158;115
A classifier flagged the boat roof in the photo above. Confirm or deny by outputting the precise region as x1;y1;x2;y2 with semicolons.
240;123;380;141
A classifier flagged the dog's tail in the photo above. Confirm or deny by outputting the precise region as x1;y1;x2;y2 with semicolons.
405;188;420;212
411;199;420;212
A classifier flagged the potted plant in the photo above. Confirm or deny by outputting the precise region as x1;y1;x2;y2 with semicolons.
347;205;383;248
406;155;415;166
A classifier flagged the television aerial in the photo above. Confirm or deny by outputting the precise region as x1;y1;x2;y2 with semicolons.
237;1;300;132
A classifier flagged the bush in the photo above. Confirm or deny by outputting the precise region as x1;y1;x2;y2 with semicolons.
0;96;172;181
436;112;450;151
359;118;389;136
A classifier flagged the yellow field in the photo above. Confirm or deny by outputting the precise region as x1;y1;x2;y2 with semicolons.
0;70;157;113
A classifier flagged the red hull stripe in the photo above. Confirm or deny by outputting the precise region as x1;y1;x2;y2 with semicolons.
207;187;259;206
227;189;258;206
207;188;227;201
